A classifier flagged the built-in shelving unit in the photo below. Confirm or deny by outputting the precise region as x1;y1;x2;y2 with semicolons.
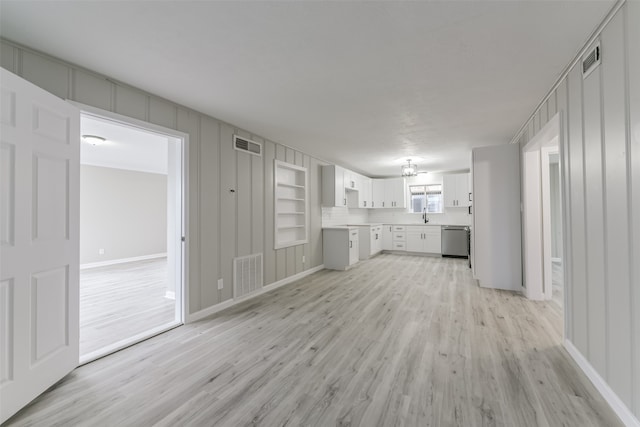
274;160;308;249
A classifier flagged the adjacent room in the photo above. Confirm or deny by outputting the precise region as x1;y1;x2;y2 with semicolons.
0;0;638;426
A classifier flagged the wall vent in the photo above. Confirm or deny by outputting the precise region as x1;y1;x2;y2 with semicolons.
582;42;601;79
233;135;262;156
233;253;263;298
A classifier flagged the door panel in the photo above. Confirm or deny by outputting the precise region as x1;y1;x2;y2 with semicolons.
0;68;80;424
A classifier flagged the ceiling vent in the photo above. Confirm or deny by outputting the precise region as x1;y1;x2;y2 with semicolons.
233;135;262;156
582;42;601;79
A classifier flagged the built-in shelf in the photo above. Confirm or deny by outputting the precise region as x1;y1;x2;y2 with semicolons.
274;160;308;249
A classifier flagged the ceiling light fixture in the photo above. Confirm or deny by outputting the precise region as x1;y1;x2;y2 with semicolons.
82;134;106;146
401;159;417;177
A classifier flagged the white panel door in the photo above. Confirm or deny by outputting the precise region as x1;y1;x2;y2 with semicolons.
0;68;80;423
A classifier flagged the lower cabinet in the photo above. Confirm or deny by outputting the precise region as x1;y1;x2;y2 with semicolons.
323;227;359;270
406;226;442;254
382;224;394;250
356;225;382;260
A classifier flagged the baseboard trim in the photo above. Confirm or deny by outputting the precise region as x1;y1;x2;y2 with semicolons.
187;264;325;323
80;253;167;270
564;339;639;427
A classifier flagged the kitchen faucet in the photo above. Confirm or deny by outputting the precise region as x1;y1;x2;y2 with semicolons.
422;207;429;223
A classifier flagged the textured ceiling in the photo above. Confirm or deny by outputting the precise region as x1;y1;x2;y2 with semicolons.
0;1;614;176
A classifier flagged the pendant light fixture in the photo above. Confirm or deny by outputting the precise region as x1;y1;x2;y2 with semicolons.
401;159;417;177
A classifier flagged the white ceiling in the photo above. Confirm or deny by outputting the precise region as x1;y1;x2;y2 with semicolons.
0;1;614;176
81;115;169;175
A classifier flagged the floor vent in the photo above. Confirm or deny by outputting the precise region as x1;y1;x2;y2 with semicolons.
233;253;263;298
582;42;601;79
233;135;262;156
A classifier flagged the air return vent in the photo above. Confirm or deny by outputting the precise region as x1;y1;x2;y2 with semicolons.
233;253;263;298
233;135;262;156
582;42;601;79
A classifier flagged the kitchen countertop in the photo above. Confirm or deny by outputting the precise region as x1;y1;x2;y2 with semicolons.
322;226;359;230
345;223;383;227
382;223;469;227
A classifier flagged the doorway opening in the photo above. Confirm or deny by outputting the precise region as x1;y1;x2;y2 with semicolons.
78;111;185;363
522;114;564;328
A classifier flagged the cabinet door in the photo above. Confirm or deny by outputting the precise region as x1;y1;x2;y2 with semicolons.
374;226;382;253
456;174;471;207
372;179;385;208
424;227;442;253
335;166;346;206
443;174;457;207
382;224;393;249
360;177;372;208
385;178;406;208
406;228;424;252
349;231;359;264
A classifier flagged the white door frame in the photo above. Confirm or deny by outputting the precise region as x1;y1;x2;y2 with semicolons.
522;114;560;301
69;102;189;347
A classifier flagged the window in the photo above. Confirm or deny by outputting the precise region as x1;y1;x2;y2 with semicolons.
409;184;443;213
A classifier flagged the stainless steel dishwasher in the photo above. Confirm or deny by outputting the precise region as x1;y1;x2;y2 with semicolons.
441;225;470;257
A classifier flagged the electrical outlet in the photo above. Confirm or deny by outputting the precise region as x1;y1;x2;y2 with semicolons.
302;255;306;264
217;278;223;290
98;248;105;255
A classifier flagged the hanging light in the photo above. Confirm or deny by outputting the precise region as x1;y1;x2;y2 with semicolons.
401;159;417;177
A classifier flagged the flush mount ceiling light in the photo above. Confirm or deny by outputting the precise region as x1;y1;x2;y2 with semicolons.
401;159;418;177
82;134;106;146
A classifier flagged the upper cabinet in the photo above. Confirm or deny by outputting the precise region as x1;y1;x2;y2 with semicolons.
323;165;406;209
322;165;347;207
443;173;471;208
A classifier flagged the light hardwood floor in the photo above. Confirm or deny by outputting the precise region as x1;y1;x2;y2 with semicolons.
8;254;620;426
80;258;176;356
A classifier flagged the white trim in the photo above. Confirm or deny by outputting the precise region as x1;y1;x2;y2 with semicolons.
564;340;640;427
187;265;324;323
164;291;176;300
80;252;167;270
551;257;562;264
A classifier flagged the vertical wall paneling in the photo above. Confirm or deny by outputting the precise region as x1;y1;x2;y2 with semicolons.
177;108;201;312
303;155;311;270
199;117;220;307
0;43;15;73
71;69;112;112
548;92;557;119
601;9;632;405
567;65;589;354
235;129;252;258
114;85;147;122
556;79;572;340
21;52;68;100
251;136;264;255
263;141;276;285
294;151;305;274
275;145;287;281
219;123;236;302
625;0;640;415
310;158;324;267
582;54;607;375
285;148;297;277
149;98;177;129
540;102;549;127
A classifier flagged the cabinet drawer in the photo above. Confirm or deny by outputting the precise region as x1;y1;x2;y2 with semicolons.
392;241;406;250
392;225;405;232
393;232;405;240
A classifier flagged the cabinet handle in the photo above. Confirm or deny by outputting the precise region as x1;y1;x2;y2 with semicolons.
382;202;385;207
350;240;352;248
344;198;346;206
469;192;472;202
364;201;367;207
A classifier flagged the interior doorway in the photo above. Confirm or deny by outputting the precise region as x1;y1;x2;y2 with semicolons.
78;110;185;363
522;114;564;317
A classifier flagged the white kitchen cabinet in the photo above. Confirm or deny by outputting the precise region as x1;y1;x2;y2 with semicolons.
323;227;359;270
355;225;382;259
406;225;442;254
382;224;394;250
358;176;372;208
372;179;385;208
322;165;347;207
384;178;407;208
443;173;471;208
390;225;406;251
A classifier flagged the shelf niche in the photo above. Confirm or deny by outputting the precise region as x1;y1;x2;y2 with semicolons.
274;160;308;249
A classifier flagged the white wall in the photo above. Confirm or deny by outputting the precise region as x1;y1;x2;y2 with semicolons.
80;165;167;264
512;1;640;420
0;39;325;317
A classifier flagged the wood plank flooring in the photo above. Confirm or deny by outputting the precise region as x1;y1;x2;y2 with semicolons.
80;258;175;356
8;254;620;426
